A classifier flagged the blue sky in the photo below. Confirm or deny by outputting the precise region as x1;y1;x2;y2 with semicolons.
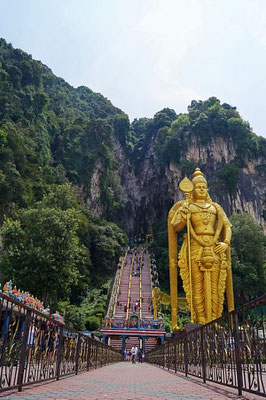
1;0;266;137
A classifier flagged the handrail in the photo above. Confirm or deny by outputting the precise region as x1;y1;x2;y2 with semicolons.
139;247;145;319
146;295;266;398
112;250;127;317
0;292;121;394
106;270;118;317
149;253;157;319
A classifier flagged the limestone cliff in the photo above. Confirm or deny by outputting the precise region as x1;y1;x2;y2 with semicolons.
109;132;266;234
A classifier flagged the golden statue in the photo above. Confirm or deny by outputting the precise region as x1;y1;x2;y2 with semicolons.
168;168;234;330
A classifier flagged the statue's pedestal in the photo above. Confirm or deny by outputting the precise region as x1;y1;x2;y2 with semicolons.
185;323;202;332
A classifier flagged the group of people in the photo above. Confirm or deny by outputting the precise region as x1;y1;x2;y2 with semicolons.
116;298;143;313
123;346;143;363
128;235;146;247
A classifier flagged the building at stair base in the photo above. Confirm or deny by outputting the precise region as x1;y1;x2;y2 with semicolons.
101;327;165;355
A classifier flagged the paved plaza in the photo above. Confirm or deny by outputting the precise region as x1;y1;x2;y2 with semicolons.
1;362;261;400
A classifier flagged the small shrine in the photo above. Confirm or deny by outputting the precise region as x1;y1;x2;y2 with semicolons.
129;313;139;328
2;280;64;323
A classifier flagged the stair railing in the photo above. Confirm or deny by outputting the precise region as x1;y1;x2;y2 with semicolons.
106;270;118;318
111;250;127;318
149;253;157;319
139;247;145;319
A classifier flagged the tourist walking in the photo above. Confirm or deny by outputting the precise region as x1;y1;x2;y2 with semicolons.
122;348;127;361
131;345;138;364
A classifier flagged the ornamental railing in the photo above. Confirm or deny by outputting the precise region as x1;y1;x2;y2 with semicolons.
101;317;165;330
0;292;121;394
145;295;266;397
107;251;127;318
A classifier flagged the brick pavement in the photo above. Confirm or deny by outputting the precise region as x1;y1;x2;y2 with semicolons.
1;362;261;400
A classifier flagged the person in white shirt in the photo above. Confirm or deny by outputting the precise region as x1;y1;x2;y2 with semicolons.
131;346;138;364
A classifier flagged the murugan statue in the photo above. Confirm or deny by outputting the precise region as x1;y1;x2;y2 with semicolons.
168;168;234;330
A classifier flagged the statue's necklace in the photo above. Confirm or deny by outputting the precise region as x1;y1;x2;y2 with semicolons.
194;203;212;226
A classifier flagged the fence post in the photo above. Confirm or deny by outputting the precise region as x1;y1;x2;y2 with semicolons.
17;310;31;392
101;343;103;367
56;326;64;380
233;312;243;396
167;342;170;370
75;333;81;375
174;343;177;373
184;335;188;377
87;340;91;371
200;328;206;383
102;346;105;366
95;343;98;369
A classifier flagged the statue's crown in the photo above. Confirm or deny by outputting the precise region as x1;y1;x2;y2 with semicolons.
192;168;207;184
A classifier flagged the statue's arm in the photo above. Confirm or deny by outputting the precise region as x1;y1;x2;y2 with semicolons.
214;203;232;253
223;224;232;245
170;201;187;232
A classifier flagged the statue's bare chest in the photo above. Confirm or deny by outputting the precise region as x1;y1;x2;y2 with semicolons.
189;203;217;233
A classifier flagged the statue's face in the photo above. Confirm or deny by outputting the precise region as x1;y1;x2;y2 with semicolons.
193;181;208;200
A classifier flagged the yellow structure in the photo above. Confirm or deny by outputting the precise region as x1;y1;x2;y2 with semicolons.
168;168;234;331
152;287;187;319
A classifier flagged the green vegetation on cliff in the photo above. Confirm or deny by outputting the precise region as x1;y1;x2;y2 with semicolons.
0;38;124;222
128;98;266;199
130;97;265;167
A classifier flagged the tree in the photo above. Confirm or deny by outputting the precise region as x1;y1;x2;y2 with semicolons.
113;113;130;146
158;114;191;165
0;207;90;306
33;92;48;114
88;220;127;285
40;182;80;210
230;213;266;306
217;163;239;197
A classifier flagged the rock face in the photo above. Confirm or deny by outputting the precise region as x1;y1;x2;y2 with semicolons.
107;133;266;234
87;160;105;217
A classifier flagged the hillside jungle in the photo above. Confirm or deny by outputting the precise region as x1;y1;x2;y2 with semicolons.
0;39;265;332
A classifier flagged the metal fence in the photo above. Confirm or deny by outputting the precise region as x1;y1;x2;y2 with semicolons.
146;295;266;397
0;292;121;393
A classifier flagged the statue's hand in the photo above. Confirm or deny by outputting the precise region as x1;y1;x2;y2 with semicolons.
180;204;190;219
214;242;228;254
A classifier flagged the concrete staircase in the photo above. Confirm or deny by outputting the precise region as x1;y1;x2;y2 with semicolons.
109;247;159;354
140;251;153;319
